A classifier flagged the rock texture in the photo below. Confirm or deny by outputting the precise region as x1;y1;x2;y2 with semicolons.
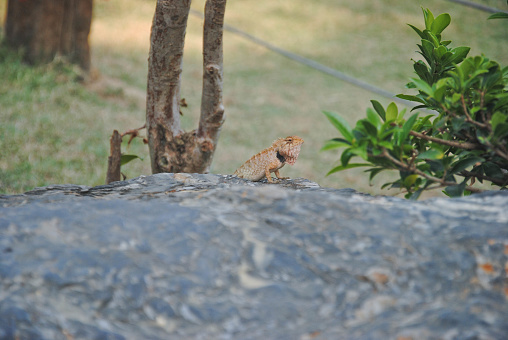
1;173;507;340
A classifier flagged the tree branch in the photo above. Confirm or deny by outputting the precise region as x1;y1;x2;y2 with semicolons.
106;130;122;184
461;94;489;129
146;0;191;173
380;149;483;193
198;0;227;142
409;130;482;150
460;170;508;187
482;140;508;161
146;0;191;135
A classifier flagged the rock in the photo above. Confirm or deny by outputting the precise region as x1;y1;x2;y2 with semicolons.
0;173;507;339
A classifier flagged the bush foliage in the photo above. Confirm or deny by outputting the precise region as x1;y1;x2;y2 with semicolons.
324;8;508;199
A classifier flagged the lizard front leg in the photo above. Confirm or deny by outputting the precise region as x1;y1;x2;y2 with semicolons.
265;167;274;183
274;170;289;180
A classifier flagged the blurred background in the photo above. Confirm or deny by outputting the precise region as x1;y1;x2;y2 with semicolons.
1;0;507;196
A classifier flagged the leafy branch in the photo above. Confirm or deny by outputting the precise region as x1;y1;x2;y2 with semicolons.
323;8;508;199
106;125;147;184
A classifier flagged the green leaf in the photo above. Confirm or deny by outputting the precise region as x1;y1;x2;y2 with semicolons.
449;46;470;65
411;78;433;95
353;129;366;141
366;167;387;184
449;156;485;174
408;188;424;200
350;145;369;161
483;163;505;179
423;30;440;47
370;100;386;121
396;94;427;105
423;8;435;30
386;102;398;122
121;154;141;166
417;149;444;160
381;181;398;190
494;123;508;139
366;108;382;129
320;139;352;151
371;147;383;156
491;112;507;132
415;115;434;129
493;93;508;111
488;12;508;20
323;111;353;142
398;113;419;145
341;148;355;167
326;163;370;176
451;92;462;104
408;24;425;39
483;162;505;178
432;80;449;102
403;174;419;188
427;159;444;173
411;105;429;111
451;116;467;131
360;120;378;137
406;81;417;89
396;108;407;122
430;13;451;35
433;116;447;130
439;51;454;68
444;181;467;197
378;141;394;150
420;39;435;61
413;60;431;83
433;45;447;59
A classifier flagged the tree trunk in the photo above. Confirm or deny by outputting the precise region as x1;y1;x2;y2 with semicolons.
106;130;122;184
146;0;226;174
4;0;93;72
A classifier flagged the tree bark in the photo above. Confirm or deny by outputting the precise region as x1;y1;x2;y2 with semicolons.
4;0;93;72
106;130;122;184
146;0;226;174
198;0;226;158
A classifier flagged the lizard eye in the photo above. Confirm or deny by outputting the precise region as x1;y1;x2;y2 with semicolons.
287;137;293;142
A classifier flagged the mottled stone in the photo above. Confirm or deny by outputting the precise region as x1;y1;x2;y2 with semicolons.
0;173;507;339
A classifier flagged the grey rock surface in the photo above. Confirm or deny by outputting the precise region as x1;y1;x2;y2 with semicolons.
1;173;507;340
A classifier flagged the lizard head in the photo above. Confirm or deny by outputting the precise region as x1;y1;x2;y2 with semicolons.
273;136;304;165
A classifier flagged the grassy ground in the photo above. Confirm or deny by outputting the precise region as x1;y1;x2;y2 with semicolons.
1;0;507;196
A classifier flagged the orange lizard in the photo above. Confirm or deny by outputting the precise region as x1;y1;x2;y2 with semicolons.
234;136;304;183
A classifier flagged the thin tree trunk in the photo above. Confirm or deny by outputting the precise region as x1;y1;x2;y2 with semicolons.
106;130;122;184
146;0;226;174
4;0;92;72
198;0;226;158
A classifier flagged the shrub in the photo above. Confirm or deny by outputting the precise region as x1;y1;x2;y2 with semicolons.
323;8;508;199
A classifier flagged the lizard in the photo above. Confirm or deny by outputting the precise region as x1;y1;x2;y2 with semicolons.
234;136;304;183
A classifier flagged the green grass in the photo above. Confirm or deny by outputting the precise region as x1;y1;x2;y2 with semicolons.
1;0;507;195
0;46;123;192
